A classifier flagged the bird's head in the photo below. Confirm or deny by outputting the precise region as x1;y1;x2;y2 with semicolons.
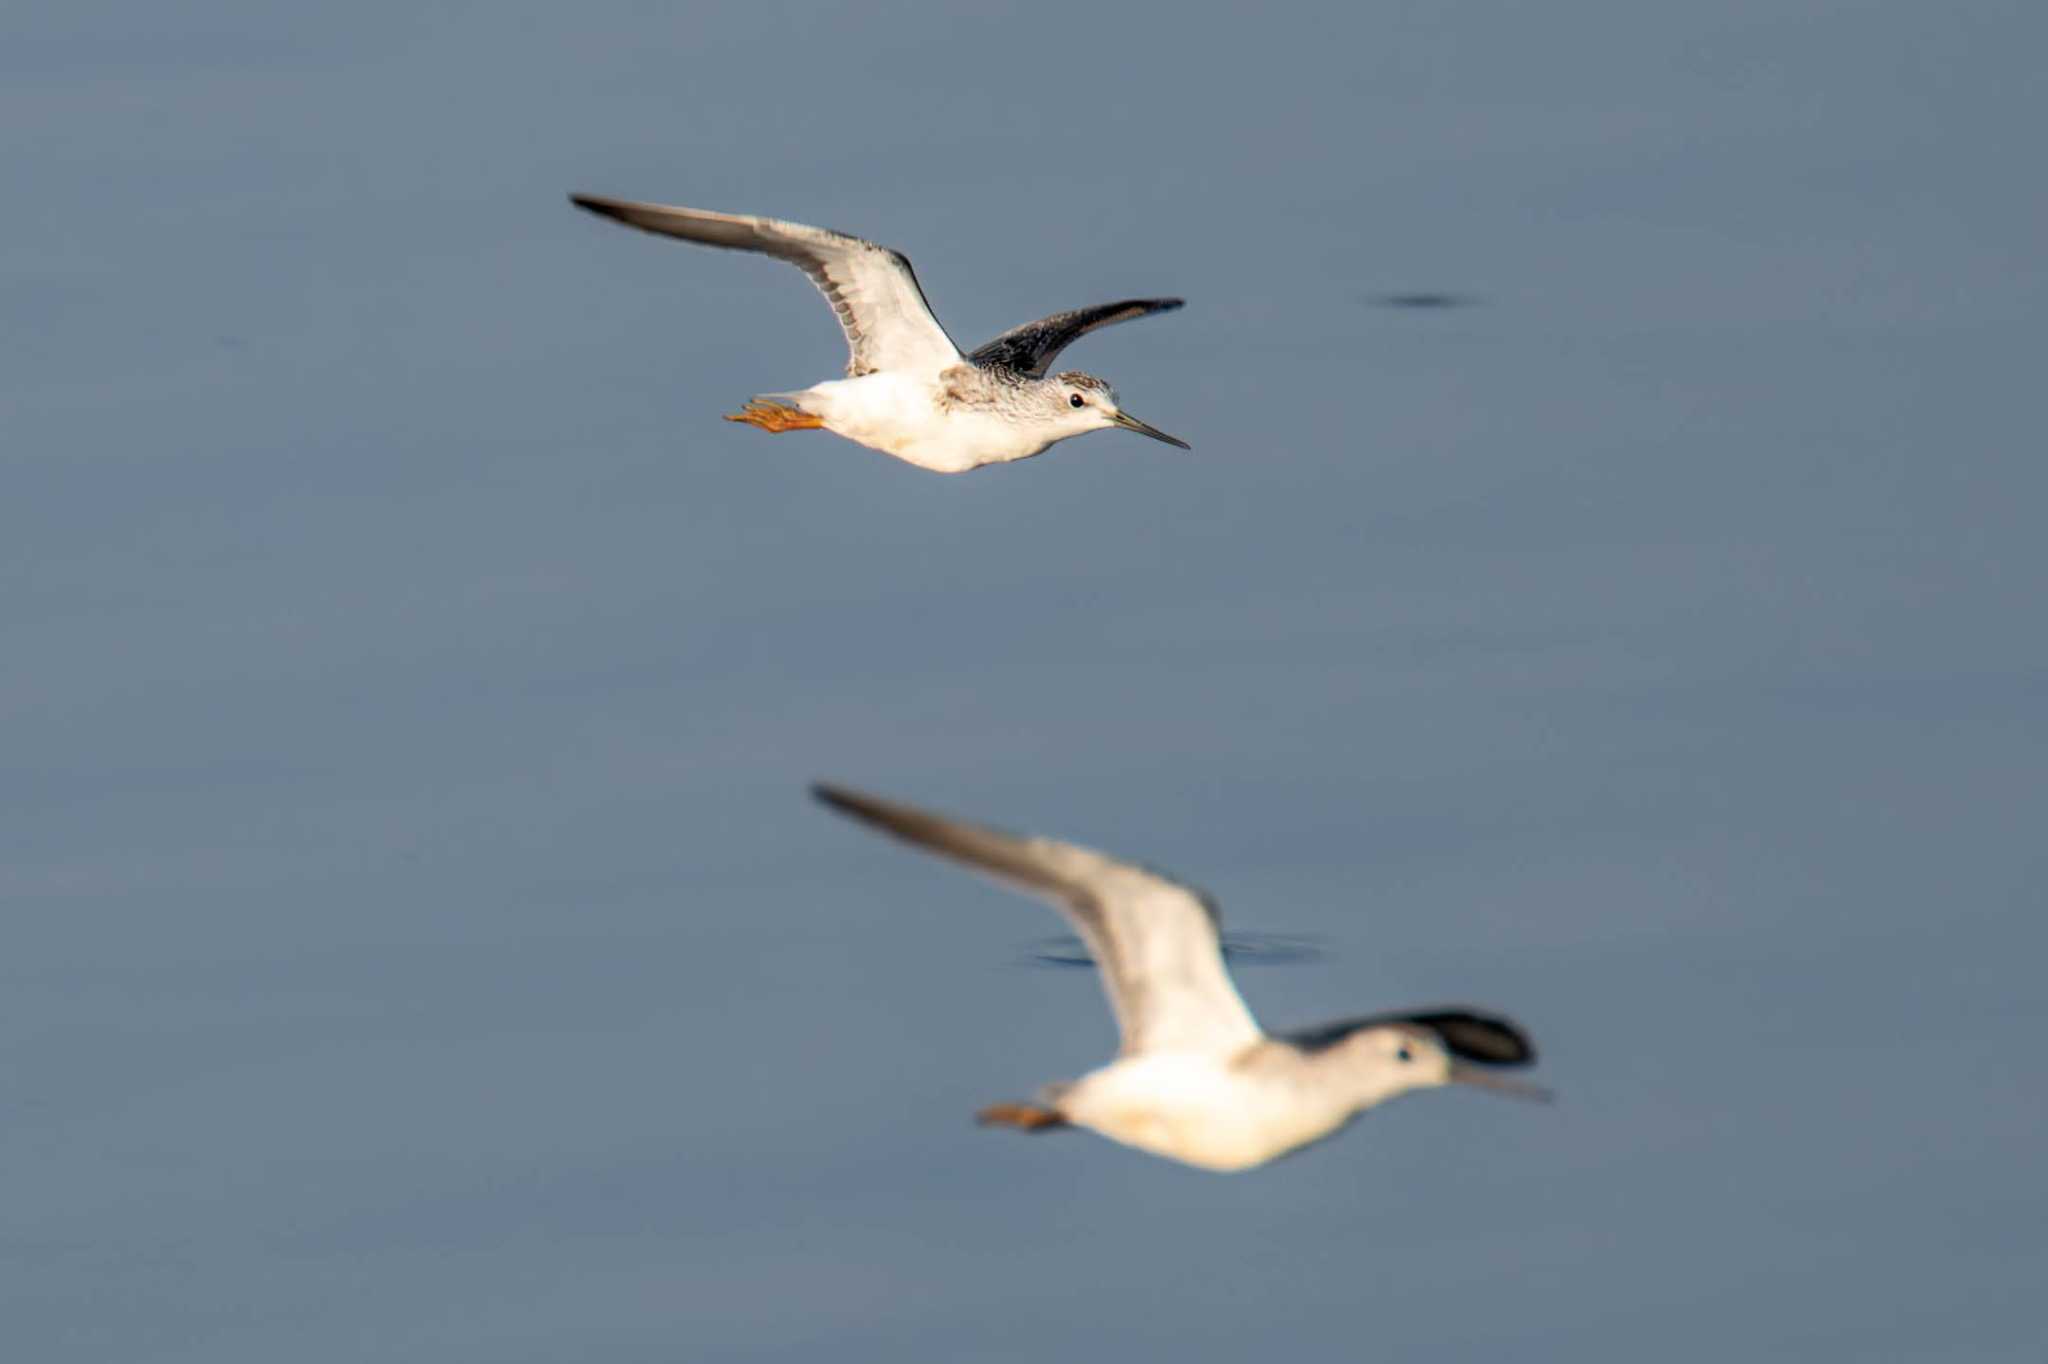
1296;1010;1551;1110
1047;371;1189;449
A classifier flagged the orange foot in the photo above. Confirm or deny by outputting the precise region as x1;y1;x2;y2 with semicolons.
976;1101;1067;1132
724;399;824;434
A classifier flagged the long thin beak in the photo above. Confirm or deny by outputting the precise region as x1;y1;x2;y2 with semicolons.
1110;410;1191;449
1449;1062;1554;1103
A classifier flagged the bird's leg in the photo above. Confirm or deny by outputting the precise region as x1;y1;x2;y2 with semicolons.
976;1101;1068;1132
724;399;823;433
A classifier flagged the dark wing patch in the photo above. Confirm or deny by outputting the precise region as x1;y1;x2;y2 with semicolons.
1283;1008;1537;1066
1408;1011;1536;1065
968;299;1184;378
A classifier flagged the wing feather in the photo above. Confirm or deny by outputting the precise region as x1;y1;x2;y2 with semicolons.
813;783;1262;1058
967;298;1183;378
571;194;961;376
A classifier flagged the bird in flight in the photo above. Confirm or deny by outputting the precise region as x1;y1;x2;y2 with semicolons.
813;783;1549;1172
570;194;1188;473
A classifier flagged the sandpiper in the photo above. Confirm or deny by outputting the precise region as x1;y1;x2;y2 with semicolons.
813;784;1549;1173
571;194;1189;473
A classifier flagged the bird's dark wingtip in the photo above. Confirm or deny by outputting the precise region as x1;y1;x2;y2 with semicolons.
568;193;625;221
811;783;926;840
810;781;871;818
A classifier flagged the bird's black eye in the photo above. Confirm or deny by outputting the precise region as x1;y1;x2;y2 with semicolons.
1395;1045;1414;1063
1069;393;1085;408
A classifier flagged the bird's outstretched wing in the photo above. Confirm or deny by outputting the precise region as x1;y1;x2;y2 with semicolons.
570;194;961;377
966;299;1183;378
813;783;1262;1058
1286;1010;1538;1066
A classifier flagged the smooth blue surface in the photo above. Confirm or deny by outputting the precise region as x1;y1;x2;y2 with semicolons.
5;3;2045;1358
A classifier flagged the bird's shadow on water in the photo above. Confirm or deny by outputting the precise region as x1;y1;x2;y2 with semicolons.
1022;933;1327;969
1361;291;1480;310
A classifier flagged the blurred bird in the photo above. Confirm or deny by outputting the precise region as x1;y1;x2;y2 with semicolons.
813;783;1549;1172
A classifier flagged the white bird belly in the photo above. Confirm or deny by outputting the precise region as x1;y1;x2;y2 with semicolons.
1060;1053;1352;1173
794;372;1048;473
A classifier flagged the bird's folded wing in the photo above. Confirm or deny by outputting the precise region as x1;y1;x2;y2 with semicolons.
967;298;1183;378
570;194;961;377
813;783;1261;1058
